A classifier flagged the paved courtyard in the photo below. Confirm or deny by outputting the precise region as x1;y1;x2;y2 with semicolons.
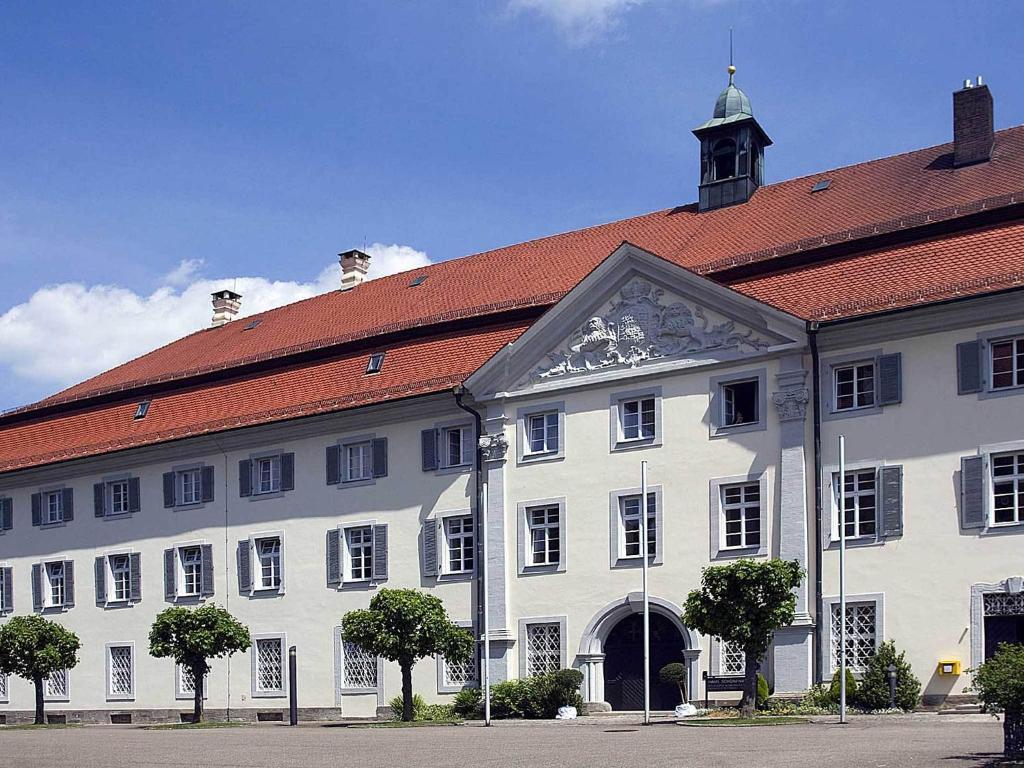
0;715;1012;768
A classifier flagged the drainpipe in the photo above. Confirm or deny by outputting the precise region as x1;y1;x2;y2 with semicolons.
453;385;490;725
808;322;824;686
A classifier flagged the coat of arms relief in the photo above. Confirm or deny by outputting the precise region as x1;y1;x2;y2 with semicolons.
531;277;771;381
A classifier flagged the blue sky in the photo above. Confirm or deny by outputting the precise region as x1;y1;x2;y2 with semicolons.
1;1;1022;410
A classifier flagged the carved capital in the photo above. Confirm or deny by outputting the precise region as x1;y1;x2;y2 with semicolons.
772;387;810;422
478;433;509;462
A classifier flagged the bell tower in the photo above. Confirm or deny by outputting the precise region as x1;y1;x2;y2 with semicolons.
692;64;772;212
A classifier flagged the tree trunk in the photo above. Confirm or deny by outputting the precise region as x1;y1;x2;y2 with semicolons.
33;676;45;725
400;661;414;722
739;650;759;719
193;665;205;724
1006;709;1024;759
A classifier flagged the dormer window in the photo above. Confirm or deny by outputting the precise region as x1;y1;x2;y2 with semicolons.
712;138;737;180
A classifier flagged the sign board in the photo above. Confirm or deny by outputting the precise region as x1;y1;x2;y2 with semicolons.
702;673;745;692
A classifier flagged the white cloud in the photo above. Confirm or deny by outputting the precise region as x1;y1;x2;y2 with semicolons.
507;0;645;45
0;242;431;403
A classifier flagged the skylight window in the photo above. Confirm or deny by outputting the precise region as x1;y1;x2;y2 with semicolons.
366;353;385;375
133;401;151;420
243;319;262;331
811;179;832;193
409;275;428;287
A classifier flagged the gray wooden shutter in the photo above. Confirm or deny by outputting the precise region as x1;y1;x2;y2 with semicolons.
63;560;75;607
94;556;107;604
201;466;215;503
31;493;42;527
0;497;12;531
62;488;74;522
2;567;12;613
957;340;984;395
879;465;904;537
372;438;388;478
326;529;342;587
877;353;902;405
238;540;252;593
239;460;252;497
129;553;142;602
163;472;176;508
421;429;438;471
164;548;176;599
960;456;986;529
372;524;388;581
280;453;295;491
31;563;42;611
200;544;214;596
326;445;341;485
128;478;141;513
422;520;439;577
94;483;106;518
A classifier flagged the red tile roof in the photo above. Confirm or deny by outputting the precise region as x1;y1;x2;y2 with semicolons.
2;126;1024;473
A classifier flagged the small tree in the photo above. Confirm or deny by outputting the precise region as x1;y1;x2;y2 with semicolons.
341;588;474;721
149;604;251;723
683;558;803;718
970;643;1024;758
855;640;921;711
0;615;81;724
658;662;688;704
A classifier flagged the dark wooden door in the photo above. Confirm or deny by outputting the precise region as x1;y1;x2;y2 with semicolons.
603;613;685;711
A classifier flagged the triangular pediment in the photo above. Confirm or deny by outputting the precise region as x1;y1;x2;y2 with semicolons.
467;243;806;399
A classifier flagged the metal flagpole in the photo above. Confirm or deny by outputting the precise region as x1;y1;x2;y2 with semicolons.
481;474;491;726
838;435;848;725
641;460;651;726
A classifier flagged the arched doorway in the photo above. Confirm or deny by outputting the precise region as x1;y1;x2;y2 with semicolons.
604;612;685;711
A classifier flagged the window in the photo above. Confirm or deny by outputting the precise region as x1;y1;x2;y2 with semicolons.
620;398;656;442
0;567;9;613
180;546;203;597
721;483;761;549
46;561;66;607
526;412;559;455
133;401;150;420
254;637;284;695
830;602;878;673
991;337;1024;390
528;506;560;567
255;456;281;495
45;668;69;700
345;526;374;581
345;441;372;483
720;640;746;675
109;554;131;602
992;452;1024;526
712;138;737;180
343;641;378;689
179;469;201;506
108;480;130;515
833;362;875;411
442;425;470;468
444;516;474;574
256;537;282;590
722;379;759;427
442;644;476;690
620;494;657;559
365;352;385;374
836;470;877;539
45;490;63;524
0;672;7;702
107;645;134;699
176;664;206;699
525;623;562;676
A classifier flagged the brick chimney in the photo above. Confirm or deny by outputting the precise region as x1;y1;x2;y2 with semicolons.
953;77;994;167
339;249;371;291
211;289;242;327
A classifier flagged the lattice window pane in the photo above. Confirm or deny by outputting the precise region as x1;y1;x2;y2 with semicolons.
45;668;68;699
721;640;746;675
443;650;476;689
984;592;1024;616
526;623;561;676
0;674;7;700
256;638;283;692
830;602;877;672
343;641;378;689
109;646;133;696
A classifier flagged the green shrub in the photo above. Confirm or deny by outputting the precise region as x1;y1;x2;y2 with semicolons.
421;704;456;721
756;673;770;709
825;668;858;707
388;693;426;721
490;670;584;719
802;683;837;712
659;663;688;702
491;679;529;718
853;641;921;711
452;687;482;718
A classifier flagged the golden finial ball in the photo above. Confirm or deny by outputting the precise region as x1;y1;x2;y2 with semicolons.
728;64;737;76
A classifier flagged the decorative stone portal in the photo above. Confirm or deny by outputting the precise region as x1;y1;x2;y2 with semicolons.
576;593;702;711
971;577;1024;670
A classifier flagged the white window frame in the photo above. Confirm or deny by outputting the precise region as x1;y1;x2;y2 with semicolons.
108;553;132;603
43;667;70;702
608;486;663;568
440;424;472;469
0;565;9;614
516;402;566;465
344;441;373;483
252;533;284;592
832;468;879;541
178;545;203;598
251;633;287;698
822;593;884;675
620;397;656;442
989;335;1024;391
832;360;876;412
344;524;375;582
715;638;746;676
44;560;66;608
44;489;64;525
175;663;208;701
989;450;1024;528
720;482;762;551
178;468;202;506
619;495;657;560
107;480;130;516
254;455;282;495
526;504;561;568
526;412;559;456
105;642;135;701
442;515;475;576
609;387;663;452
518;616;567;678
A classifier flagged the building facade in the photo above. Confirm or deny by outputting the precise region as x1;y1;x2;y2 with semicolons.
0;73;1022;722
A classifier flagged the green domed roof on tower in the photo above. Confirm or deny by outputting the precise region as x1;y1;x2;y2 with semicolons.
694;65;757;131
